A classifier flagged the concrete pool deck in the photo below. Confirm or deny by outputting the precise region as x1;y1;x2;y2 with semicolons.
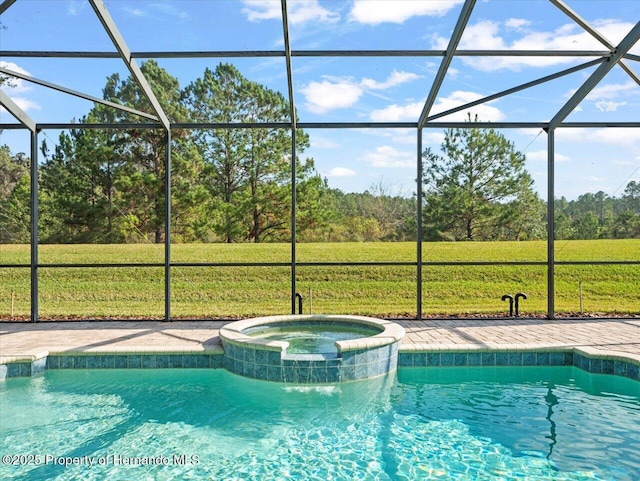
1;317;639;365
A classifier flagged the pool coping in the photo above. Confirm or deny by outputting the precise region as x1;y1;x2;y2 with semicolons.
1;343;638;382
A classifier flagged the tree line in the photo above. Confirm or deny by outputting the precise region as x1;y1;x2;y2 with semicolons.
1;61;638;243
554;185;640;240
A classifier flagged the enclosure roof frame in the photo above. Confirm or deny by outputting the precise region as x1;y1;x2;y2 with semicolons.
87;0;170;131
549;20;640;129
0;0;639;322
418;0;476;129
0;88;35;132
551;0;640;86
0;0;638;130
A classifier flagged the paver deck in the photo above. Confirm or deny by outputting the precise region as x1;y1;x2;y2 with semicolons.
1;318;639;364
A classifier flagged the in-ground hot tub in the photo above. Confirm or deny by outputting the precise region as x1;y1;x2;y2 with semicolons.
219;314;405;383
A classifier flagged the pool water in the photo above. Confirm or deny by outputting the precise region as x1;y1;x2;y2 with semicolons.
1;367;638;480
245;322;381;353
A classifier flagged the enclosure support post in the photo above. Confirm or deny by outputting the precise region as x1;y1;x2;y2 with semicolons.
164;130;171;321
291;129;297;315
546;128;555;320
30;129;39;322
416;128;423;321
280;0;297;315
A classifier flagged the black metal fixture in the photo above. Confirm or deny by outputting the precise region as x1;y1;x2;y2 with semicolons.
295;292;303;314
515;292;528;317
501;294;514;317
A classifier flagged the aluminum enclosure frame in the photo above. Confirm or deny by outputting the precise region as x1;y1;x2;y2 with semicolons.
1;0;639;321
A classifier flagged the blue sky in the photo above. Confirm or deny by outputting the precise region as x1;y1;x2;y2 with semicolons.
1;0;639;200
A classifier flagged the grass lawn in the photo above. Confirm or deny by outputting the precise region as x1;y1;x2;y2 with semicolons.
0;240;638;319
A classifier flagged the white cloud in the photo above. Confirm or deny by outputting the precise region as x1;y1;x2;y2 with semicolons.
0;61;41;112
586;81;638;100
360;146;414;168
388;129;418;145
150;3;189;19
370;101;423;121
0;61;32;94
527;150;570;163
595;100;627;112
0;97;42;118
241;0;280;21
555;128;587;142
369;91;505;122
585;175;606;182
431;19;640;71
326;167;357;177
447;67;461;78
422;132;446;147
67;1;86;16
505;18;530;30
123;6;146;16
395;131;418;144
430;91;505;122
289;1;340;24
610;158;637;167
300;78;363;114
556;127;640;147
301;70;420;114
518;128;546;137
11;98;42;112
590;129;640;147
242;0;339;25
512;19;639;53
432;20;504;50
556;153;571;163
361;70;420;90
121;3;188;19
349;0;462;25
563;80;637;115
424;61;439;73
1;61;42;114
361;128;417;145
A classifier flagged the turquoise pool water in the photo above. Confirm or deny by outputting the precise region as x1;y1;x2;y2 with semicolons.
245;322;381;353
1;367;638;480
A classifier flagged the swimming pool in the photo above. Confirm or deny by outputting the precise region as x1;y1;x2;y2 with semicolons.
1;367;638;480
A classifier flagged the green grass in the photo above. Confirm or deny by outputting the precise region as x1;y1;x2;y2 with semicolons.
0;240;638;319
